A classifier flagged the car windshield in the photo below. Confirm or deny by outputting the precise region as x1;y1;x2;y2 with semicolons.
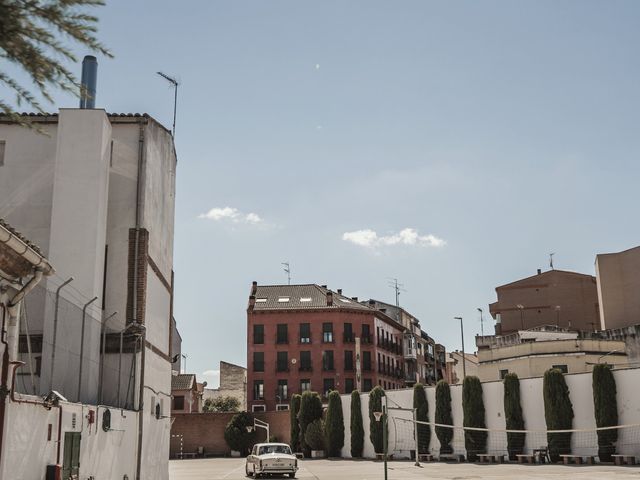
258;445;292;455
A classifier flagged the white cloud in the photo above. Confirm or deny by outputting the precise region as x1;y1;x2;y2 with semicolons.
342;228;446;249
201;369;220;388
198;207;263;224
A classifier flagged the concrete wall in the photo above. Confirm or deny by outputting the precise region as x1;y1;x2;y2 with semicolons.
170;411;291;457
596;246;640;330
339;367;640;460
203;361;247;411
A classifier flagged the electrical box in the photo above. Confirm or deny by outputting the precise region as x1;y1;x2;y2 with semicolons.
45;464;60;480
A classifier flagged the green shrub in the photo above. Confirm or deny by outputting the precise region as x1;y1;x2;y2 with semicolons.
324;391;345;457
305;419;326;451
592;364;618;462
503;373;525;460
203;395;240;412
462;376;487;460
350;390;364;458
223;412;256;455
543;368;574;462
413;383;430;454
435;380;453;454
290;394;302;453
368;386;387;454
298;391;323;456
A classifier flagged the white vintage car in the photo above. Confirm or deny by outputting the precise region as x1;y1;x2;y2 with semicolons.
245;443;298;478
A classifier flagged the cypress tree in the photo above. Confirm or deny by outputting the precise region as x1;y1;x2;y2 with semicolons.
435;380;453;454
368;386;387;454
462;376;487;461
324;391;345;457
413;383;430;454
592;364;618;462
290;394;302;453
298;391;323;457
350;390;364;457
543;368;574;462
503;373;525;460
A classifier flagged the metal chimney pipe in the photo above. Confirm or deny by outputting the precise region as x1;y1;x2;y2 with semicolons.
80;55;98;109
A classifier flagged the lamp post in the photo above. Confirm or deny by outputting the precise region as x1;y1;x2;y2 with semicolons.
516;304;525;330
598;349;622;364
373;395;388;480
477;308;484;337
247;418;270;442
454;317;466;380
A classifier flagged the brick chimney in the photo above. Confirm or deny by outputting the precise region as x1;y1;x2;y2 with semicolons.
326;291;333;306
251;280;258;295
248;295;256;311
537;269;542;275
337;289;342;295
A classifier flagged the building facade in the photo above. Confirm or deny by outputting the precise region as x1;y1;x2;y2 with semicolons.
596;245;640;330
202;361;247;412
246;283;407;412
489;269;600;335
171;374;201;414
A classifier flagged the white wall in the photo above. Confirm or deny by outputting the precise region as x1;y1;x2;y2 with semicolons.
338;368;640;460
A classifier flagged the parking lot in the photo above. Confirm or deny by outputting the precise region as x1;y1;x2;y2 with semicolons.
169;458;640;480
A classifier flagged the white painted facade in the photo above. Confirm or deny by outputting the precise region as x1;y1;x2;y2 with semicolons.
0;109;177;479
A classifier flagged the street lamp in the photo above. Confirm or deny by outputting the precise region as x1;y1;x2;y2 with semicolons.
598;349;622;364
373;394;388;480
246;418;270;442
477;308;484;337
454;317;466;380
516;305;525;330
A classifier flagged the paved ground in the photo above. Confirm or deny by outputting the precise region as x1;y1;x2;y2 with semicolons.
169;458;640;480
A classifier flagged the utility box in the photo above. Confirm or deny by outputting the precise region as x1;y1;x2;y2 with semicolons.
45;464;61;480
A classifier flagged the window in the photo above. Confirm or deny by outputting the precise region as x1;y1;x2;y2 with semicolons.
300;351;312;371
384;381;387;389
343;323;354;342
0;141;4;166
252;405;266;412
253;380;264;400
362;351;372;371
276;324;288;344
278;297;290;302
300;297;312;302
362;324;371;343
276;404;290;411
363;378;373;392
256;298;267;303
300;323;311;343
277;351;288;372
377;353;382;373
173;395;185;410
277;379;288;401
300;379;311;392
253;324;264;344
323;378;335;398
253;352;264;372
499;369;509;379
552;364;568;374
322;351;334;371
344;378;354;394
323;323;333;343
344;350;353;371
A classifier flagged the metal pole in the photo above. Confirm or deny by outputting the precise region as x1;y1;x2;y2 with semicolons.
78;296;98;402
172;83;178;137
383;395;388;480
455;317;466;380
413;407;420;466
118;328;124;407
50;277;73;392
99;311;117;404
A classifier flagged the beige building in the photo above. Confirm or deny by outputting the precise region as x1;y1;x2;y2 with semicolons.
444;351;478;384
596;245;640;330
202;361;247;411
476;327;628;382
489;269;600;334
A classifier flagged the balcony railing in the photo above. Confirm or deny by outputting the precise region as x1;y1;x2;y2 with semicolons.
343;333;355;343
298;364;312;372
405;372;417;383
276;364;289;372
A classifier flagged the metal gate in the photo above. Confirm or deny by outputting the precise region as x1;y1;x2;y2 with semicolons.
62;432;81;480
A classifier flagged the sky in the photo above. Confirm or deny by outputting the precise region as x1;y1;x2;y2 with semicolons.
4;1;640;388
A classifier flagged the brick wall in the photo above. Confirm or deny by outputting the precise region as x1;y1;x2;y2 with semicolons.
170;411;291;457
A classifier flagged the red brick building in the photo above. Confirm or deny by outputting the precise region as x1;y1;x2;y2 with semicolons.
246;283;408;412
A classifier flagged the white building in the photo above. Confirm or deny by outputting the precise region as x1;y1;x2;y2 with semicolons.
0;108;177;479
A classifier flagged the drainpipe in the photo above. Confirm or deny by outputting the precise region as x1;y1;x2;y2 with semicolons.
136;326;147;480
99;311;118;404
0;304;9;473
50;277;74;392
118;322;139;408
78;296;98;402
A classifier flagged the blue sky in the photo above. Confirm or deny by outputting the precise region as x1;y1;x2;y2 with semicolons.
4;1;640;387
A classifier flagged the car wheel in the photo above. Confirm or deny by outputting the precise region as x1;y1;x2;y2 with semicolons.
288;474;296;479
245;464;253;478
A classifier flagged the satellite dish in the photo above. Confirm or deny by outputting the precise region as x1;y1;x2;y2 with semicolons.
291;358;297;364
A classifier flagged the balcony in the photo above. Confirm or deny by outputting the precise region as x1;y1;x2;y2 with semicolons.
276;364;289;373
343;333;355;343
404;371;417;384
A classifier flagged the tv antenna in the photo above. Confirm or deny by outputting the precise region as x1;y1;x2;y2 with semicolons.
387;278;406;307
156;71;179;137
549;252;555;270
282;262;291;285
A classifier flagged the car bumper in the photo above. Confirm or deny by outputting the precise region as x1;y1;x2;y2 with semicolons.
257;467;298;474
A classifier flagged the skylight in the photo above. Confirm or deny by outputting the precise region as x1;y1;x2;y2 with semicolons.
300;297;312;302
278;297;290;302
339;298;351;303
256;298;267;303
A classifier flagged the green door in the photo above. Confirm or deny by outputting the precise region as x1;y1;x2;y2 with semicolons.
62;432;81;479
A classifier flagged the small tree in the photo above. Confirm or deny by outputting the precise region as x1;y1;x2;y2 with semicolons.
324;391;345;457
203;396;240;412
368;386;387;454
224;412;256;455
592;364;618;462
435;380;453;454
503;373;525;460
298;391;323;456
543;368;574;462
290;394;302;453
305;419;326;452
413;383;430;454
462;376;487;461
350;390;364;458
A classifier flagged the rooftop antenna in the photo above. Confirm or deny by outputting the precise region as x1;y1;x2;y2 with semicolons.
282;262;291;285
156;71;179;137
549;252;555;270
387;278;406;307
